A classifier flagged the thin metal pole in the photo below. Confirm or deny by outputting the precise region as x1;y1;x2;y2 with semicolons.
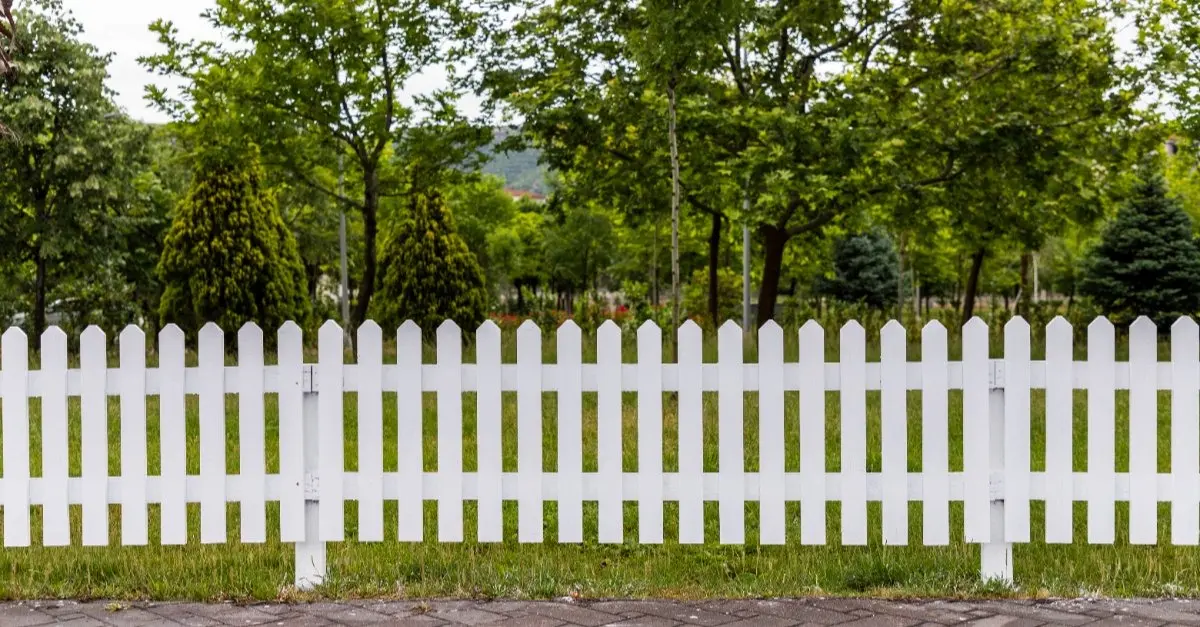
742;192;751;331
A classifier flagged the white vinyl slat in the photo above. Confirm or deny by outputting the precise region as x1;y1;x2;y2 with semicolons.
677;321;704;544
199;323;226;544
922;321;950;546
840;322;868;545
476;321;503;543
437;322;465;542
881;321;907;545
799;321;826;545
638;322;664;544
962;318;990;543
80;326;108;546
358;322;385;542
517;321;543;543
758;322;785;545
1171;317;1199;545
557;321;584;543
1087;317;1116;544
1004;317;1031;543
237;324;267;543
40;328;70;546
1129;317;1157;544
1044;317;1074;543
718;321;745;544
278;322;306;543
119;326;149;545
2;328;30;547
597;321;624;544
397;321;424;542
318;321;345;542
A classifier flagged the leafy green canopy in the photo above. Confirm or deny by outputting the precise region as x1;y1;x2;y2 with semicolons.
374;192;488;334
158;149;311;335
822;230;900;310
1080;160;1200;326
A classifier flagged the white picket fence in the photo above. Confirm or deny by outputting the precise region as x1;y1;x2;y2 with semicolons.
0;316;1197;589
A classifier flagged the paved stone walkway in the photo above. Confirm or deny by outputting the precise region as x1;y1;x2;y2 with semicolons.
4;597;1200;627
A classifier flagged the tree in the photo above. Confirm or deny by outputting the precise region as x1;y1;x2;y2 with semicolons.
0;0;154;338
143;0;491;331
374;191;488;333
158;147;311;335
0;0;13;76
446;174;517;283
1080;159;1200;326
822;230;900;310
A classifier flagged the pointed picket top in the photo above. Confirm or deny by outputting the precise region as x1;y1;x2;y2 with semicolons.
200;321;223;336
1088;316;1114;334
638;318;662;341
159;323;184;344
320;319;343;334
81;325;105;344
963;316;988;333
882;319;905;332
477;318;500;335
800;319;824;334
759;319;782;333
1173;316;1198;332
437;319;461;335
40;325;67;345
517;318;540;335
558;318;581;339
719;319;742;335
1004;315;1030;333
678;318;701;343
399;319;421;334
358;319;382;346
922;319;947;335
598;318;622;345
841;319;865;336
598;318;621;333
759;319;783;347
1130;316;1156;335
278;320;302;348
1;325;26;344
358;319;382;336
237;321;263;345
120;325;146;354
1047;315;1072;333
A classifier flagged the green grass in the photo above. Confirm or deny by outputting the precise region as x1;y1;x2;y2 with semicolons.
0;379;1197;602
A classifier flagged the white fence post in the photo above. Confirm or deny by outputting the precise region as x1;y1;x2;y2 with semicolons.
295;364;326;589
982;354;1013;582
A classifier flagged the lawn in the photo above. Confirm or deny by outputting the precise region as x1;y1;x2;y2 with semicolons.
0;327;1196;601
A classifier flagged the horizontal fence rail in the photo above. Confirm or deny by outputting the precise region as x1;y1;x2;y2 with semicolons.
0;316;1197;588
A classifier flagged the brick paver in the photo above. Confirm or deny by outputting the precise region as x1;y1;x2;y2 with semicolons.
4;598;1200;626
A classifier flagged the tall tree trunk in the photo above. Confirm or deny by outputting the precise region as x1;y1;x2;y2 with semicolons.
961;248;987;326
755;226;789;327
708;212;721;326
351;168;380;336
1018;251;1032;319
896;233;906;322
651;224;659;306
667;77;682;332
33;243;47;339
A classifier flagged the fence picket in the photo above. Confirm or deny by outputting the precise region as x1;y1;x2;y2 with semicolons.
437;321;464;542
678;321;704;544
1004;317;1031;543
119;326;149;545
638;321;664;544
718;321;745;544
80;326;108;545
358;322;384;542
881;321;907;545
397;321;424;542
1087;317;1116;544
1129;316;1157;544
40;327;69;546
557;321;584;543
799;321;826;545
597;321;624;544
1171;317;1200;545
758;321;785;545
2;328;30;547
318;321;345;542
840;322;868;545
962;318;990;543
476;321;503;543
199;323;226;544
517;321;543;543
278;322;306;543
922;321;949;546
237;323;266;543
1044;317;1074;543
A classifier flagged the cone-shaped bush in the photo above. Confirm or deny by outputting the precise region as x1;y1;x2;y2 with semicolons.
375;191;487;334
157;149;311;335
1081;163;1200;326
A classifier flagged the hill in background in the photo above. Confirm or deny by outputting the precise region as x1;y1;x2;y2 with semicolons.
480;130;550;194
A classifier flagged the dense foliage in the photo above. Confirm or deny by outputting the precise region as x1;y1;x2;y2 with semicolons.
158;150;311;334
823;231;901;311
374;191;488;333
1080;161;1200;326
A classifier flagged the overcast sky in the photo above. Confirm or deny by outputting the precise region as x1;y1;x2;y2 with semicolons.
61;0;467;123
